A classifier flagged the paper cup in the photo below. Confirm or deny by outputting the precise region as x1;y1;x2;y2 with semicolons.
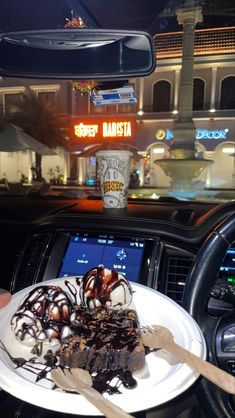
96;150;133;209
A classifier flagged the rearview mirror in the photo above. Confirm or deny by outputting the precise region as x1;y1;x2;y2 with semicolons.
0;29;156;79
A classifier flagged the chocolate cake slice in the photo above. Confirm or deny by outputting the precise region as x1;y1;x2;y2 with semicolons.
57;305;145;373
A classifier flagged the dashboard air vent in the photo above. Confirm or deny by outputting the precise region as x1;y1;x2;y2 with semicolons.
12;233;51;293
165;254;194;304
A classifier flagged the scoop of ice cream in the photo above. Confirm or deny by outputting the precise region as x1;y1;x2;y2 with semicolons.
79;266;133;309
11;285;73;347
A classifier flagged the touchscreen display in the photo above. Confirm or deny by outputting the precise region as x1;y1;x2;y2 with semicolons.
58;234;145;282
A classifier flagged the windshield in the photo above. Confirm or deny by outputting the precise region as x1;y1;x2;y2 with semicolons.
0;0;234;203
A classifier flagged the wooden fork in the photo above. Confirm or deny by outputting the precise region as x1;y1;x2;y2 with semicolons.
51;367;134;418
141;325;235;395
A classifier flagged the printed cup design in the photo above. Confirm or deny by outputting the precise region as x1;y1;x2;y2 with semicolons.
96;150;133;209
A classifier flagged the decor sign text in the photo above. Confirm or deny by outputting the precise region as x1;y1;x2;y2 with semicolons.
156;128;230;141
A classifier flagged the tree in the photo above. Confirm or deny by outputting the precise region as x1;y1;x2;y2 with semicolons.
8;93;68;181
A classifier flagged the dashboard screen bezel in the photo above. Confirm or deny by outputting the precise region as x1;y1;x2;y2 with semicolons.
42;230;158;287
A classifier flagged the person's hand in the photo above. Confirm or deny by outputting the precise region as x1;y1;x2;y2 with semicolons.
0;289;12;309
0;289;12;391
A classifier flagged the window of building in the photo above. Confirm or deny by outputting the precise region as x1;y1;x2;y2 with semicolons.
153;80;171;112
106;104;117;114
118;103;136;113
30;85;60;109
89;102;117;114
74;94;89;115
90;102;106;114
4;92;23;115
90;102;136;114
193;78;205;110
37;91;56;108
220;76;235;109
90;101;136;114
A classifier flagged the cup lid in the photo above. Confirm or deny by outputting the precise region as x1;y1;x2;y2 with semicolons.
96;150;133;156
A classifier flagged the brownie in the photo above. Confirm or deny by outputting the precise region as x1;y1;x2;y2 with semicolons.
57;306;145;373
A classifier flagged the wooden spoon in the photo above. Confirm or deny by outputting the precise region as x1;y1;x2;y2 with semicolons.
141;325;235;395
51;367;134;418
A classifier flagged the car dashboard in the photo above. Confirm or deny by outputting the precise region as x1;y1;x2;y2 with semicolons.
1;197;234;312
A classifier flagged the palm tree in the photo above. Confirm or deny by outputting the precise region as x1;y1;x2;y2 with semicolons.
8;93;68;181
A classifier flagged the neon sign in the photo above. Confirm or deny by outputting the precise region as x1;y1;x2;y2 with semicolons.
75;123;98;138
103;122;131;137
156;129;173;141
196;129;229;140
156;128;229;141
73;120;133;140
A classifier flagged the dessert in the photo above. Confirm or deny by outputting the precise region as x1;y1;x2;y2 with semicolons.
57;267;145;374
10;267;145;393
58;305;145;373
11;285;73;348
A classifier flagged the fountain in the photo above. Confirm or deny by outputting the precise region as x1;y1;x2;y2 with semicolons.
157;159;212;192
155;0;213;193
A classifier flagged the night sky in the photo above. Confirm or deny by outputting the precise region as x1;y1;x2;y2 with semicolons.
0;0;234;36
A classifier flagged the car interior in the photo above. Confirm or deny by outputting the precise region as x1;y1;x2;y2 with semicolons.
0;1;234;418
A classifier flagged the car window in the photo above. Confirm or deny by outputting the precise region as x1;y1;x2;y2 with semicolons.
0;0;234;203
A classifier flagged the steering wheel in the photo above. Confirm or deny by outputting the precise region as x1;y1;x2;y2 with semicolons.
182;214;235;418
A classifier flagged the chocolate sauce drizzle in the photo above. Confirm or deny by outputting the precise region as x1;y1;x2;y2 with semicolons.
0;339;56;384
64;279;79;304
79;266;132;308
92;369;137;394
0;339;137;394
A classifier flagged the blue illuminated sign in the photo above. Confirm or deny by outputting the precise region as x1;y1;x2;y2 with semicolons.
156;128;230;141
196;129;229;140
166;129;174;140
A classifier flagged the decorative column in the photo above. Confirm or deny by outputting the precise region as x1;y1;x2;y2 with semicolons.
139;157;145;186
171;0;203;159
71;84;77;116
138;78;144;113
77;157;87;185
174;69;181;111
210;67;218;110
28;151;34;183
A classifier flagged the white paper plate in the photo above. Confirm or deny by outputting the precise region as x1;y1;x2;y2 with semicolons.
0;278;206;415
